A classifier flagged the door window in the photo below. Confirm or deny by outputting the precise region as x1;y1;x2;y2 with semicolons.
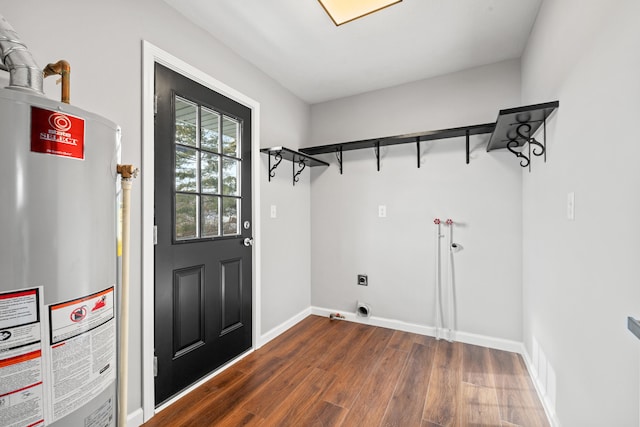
174;95;242;240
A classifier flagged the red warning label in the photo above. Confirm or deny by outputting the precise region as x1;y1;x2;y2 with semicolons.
31;106;85;160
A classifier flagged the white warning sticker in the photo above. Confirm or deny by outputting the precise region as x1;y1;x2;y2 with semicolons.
48;287;116;422
0;288;45;427
0;289;38;330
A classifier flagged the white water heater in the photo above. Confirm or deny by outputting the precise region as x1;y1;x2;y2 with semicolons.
0;86;120;426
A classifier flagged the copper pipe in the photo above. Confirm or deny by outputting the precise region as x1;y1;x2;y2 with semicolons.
117;164;139;179
43;60;70;104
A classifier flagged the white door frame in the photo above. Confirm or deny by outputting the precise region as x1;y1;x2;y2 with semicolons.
141;41;262;422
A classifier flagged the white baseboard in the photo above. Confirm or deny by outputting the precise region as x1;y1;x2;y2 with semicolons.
258;306;312;348
454;330;523;354
521;347;562;427
311;306;522;353
127;408;144;427
311;306;436;336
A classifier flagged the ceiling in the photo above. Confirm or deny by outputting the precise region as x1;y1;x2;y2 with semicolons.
163;0;542;104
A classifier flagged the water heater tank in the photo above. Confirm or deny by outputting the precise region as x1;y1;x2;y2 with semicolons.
0;87;119;427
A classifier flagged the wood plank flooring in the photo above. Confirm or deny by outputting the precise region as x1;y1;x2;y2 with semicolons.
143;315;549;427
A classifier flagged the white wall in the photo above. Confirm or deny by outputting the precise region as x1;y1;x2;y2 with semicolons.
259;161;311;333
0;0;311;420
521;0;640;425
307;60;525;341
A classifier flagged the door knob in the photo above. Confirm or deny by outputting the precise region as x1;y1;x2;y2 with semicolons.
243;237;254;247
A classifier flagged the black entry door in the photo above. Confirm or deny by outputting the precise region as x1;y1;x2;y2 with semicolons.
154;63;253;405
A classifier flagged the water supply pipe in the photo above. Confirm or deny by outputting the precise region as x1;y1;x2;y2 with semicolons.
43;59;70;103
0;14;43;93
117;164;139;427
445;219;455;342
434;218;443;340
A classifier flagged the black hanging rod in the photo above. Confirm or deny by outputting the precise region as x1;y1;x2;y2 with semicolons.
299;123;496;156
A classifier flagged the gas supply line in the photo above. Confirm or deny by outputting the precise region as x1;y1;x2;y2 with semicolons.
116;164;139;427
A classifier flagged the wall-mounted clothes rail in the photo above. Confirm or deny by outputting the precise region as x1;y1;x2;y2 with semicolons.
261;146;329;186
300;123;495;172
299;101;559;172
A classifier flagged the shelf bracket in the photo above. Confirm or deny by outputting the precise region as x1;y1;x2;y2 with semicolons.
262;146;329;184
268;150;283;181
506;123;545;171
416;137;421;169
465;130;470;165
507;139;530;169
293;158;306;186
375;141;380;172
335;146;343;175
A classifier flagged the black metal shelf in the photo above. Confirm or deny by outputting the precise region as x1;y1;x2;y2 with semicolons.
486;101;559;170
298;101;559;173
261;146;329;186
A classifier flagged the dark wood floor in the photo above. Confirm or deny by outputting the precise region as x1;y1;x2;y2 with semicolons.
143;315;549;427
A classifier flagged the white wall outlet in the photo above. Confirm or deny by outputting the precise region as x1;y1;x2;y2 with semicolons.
567;192;575;220
378;205;387;218
270;204;277;218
